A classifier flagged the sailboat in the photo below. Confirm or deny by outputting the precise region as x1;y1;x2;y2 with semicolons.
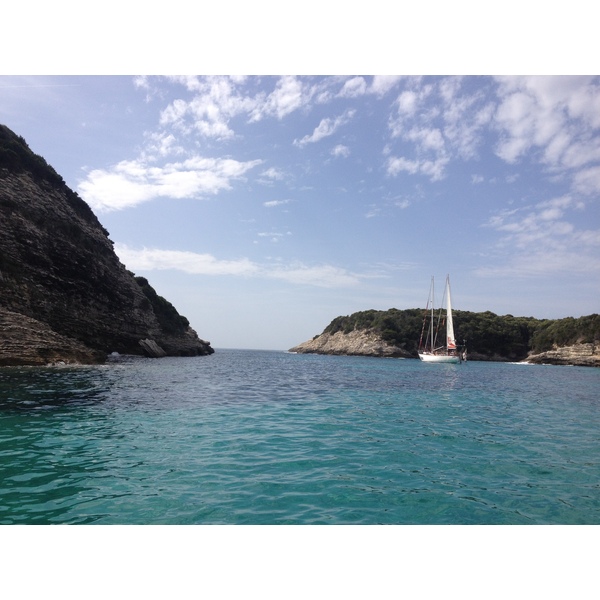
418;275;464;364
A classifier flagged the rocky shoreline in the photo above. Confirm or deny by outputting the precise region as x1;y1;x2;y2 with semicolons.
523;343;600;367
289;329;412;358
289;330;600;367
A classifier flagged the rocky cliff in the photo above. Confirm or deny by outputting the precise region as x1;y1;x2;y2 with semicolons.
525;343;600;367
0;124;214;365
289;330;412;358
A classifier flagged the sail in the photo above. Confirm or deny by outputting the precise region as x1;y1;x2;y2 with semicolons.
445;276;456;350
418;275;463;363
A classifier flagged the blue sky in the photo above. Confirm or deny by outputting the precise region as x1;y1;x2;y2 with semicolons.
2;9;599;350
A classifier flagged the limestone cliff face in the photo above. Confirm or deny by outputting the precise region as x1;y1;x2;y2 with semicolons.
289;329;412;358
525;343;600;367
0;124;213;365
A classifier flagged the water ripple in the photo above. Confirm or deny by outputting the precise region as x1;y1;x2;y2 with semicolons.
1;351;600;524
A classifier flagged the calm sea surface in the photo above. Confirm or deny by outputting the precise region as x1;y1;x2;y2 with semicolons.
1;349;599;525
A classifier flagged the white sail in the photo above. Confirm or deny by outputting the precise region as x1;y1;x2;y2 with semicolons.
445;275;456;350
418;275;462;364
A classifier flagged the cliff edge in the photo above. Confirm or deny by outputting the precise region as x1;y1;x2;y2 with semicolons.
0;124;214;365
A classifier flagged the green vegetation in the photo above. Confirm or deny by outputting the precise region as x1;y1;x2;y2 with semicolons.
134;276;190;334
530;314;600;352
323;308;600;360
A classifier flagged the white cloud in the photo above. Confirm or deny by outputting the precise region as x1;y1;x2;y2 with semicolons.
332;144;350;158
142;131;185;158
370;76;403;96
475;249;600;278
267;263;360;287
115;244;361;288
263;199;291;208
133;76;150;90
79;155;262;212
494;90;542;163
259;75;307;120
493;76;600;173
155;75;320;141
365;206;380;218
386;155;448;181
339;76;367;98
159;76;262;139
478;194;600;276
406;126;445;152
257;231;292;243
573;165;600;195
387;77;492;179
115;244;260;277
443;95;494;160
260;167;285;181
294;110;356;147
395;90;419;117
386;156;419;176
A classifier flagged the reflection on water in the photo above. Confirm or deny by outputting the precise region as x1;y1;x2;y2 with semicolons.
0;365;110;411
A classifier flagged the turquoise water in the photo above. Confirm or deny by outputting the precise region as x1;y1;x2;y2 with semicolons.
1;349;599;524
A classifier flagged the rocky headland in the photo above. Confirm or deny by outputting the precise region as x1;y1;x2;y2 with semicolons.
289;308;600;367
0;124;214;366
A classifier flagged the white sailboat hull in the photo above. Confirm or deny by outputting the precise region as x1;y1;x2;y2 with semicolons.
418;353;461;364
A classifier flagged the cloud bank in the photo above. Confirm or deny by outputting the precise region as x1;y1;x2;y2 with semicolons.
115;243;362;288
80;156;262;212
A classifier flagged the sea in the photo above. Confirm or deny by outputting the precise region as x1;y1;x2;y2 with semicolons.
1;348;599;526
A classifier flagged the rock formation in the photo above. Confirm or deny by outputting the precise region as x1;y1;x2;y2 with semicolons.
289;329;412;358
525;343;600;367
0;124;214;365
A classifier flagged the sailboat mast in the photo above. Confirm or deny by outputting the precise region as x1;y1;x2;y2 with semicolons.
445;275;456;352
430;277;434;351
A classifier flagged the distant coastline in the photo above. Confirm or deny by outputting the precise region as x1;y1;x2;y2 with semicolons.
289;309;600;367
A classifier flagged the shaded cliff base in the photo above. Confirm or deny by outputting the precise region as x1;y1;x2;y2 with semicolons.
0;307;213;366
0;307;104;366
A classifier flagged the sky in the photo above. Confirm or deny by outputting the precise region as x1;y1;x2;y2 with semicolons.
2;7;599;351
